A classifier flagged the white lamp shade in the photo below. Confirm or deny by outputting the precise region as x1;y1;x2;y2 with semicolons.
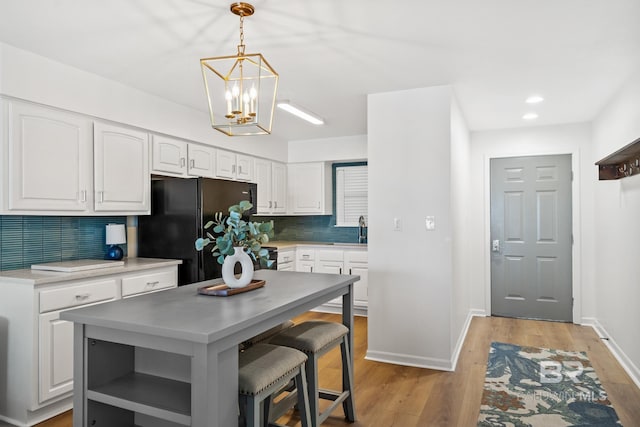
106;224;126;245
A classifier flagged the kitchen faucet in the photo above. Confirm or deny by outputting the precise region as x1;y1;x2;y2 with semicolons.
358;215;367;243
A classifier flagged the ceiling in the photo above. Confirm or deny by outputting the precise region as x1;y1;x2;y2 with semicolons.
1;0;639;143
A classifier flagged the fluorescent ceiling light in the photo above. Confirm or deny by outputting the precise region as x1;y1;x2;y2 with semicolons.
277;101;324;125
525;95;544;104
522;112;539;120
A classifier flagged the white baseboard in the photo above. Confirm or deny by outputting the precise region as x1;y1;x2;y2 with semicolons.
450;309;487;371
581;317;640;390
365;349;454;371
365;309;487;372
311;303;368;317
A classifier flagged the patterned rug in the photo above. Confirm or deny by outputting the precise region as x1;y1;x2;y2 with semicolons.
478;342;622;426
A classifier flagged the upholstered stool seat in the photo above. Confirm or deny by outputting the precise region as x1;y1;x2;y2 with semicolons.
241;320;295;350
239;343;312;427
269;321;355;426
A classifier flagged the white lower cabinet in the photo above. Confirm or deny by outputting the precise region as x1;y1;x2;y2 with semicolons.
277;249;295;271
38;311;75;403
292;245;368;314
0;261;179;427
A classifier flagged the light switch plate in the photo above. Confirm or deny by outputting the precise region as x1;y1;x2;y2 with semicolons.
393;217;402;231
426;216;435;231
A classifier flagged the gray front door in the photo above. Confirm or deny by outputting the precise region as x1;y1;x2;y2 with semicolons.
490;155;573;322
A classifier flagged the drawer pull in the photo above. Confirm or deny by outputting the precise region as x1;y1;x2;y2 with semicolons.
146;281;160;287
302;254;310;259
75;293;90;301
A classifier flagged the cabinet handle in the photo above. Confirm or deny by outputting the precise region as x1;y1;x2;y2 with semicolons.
302;254;310;259
79;190;87;202
239;165;243;174
317;201;320;209
75;293;90;301
339;268;342;275
310;266;313;272
146;281;160;287
181;157;186;167
232;164;236;173
349;268;352;275
269;201;272;208
190;159;195;168
97;191;104;203
274;201;278;208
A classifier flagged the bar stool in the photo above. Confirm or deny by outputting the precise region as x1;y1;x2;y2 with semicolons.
269;321;355;426
241;320;295;350
238;343;312;427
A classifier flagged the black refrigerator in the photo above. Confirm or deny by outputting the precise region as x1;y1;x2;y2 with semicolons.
137;177;258;286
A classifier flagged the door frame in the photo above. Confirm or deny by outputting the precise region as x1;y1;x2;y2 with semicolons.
483;150;583;323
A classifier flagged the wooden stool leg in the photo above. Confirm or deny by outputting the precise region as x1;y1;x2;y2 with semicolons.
305;354;320;427
341;336;356;421
295;364;312;427
246;395;261;427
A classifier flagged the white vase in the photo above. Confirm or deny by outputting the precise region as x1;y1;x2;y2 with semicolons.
221;247;255;288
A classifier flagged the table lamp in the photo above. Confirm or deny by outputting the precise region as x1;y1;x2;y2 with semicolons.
105;224;126;260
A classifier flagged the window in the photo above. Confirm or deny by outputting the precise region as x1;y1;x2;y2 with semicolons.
335;164;368;226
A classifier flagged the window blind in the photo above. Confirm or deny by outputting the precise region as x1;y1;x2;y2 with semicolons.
336;165;368;226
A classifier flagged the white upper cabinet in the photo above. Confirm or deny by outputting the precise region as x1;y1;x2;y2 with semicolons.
151;134;187;176
94;122;150;213
255;158;287;215
288;162;332;215
6;100;92;212
187;144;216;178
216;149;254;182
151;135;216;178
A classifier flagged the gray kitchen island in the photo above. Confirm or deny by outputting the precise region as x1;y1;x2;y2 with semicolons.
61;269;358;427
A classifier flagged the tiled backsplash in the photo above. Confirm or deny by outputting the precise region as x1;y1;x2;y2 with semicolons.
0;216;127;271
254;215;362;243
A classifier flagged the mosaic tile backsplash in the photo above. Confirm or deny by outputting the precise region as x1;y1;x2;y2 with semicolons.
0;216;127;271
253;215;363;244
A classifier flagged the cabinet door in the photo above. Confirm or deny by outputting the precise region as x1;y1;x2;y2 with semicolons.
272;162;287;214
289;162;332;214
188;144;216;178
348;264;368;306
254;159;272;214
8;101;92;211
297;260;315;273
151;135;187;176
216;150;237;179
94;122;150;212
39;311;74;403
316;261;343;275
236;154;254;182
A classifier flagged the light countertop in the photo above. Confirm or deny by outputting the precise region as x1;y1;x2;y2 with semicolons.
0;257;182;286
268;241;367;250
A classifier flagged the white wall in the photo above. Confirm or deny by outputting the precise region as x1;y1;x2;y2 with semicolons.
367;85;455;370
288;134;367;163
592;69;640;385
450;97;472;358
0;43;288;162
468;123;594;324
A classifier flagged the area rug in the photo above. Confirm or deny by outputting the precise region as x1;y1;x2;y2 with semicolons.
477;342;622;426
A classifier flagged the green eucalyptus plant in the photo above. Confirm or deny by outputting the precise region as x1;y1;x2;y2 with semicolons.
194;200;275;268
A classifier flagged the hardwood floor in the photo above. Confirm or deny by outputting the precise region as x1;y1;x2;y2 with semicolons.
36;312;640;427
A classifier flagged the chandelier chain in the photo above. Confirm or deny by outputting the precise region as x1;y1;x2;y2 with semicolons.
239;15;245;49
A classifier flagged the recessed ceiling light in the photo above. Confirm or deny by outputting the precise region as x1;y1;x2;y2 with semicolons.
525;95;544;104
522;112;539;120
276;101;324;125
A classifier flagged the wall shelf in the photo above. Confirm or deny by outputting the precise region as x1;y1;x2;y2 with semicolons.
596;137;640;180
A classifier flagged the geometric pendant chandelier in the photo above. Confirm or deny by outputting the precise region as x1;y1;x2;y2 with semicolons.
200;2;278;136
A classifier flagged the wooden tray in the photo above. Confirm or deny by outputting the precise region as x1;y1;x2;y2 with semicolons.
197;279;266;297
